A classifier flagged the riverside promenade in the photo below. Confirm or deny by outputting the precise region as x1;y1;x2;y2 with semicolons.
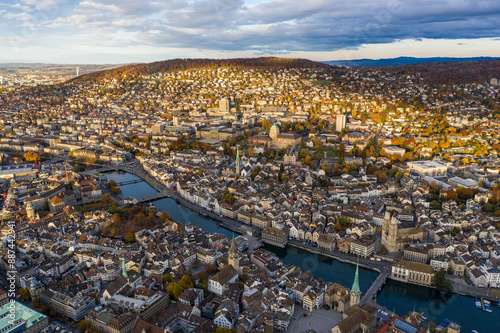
102;162;500;303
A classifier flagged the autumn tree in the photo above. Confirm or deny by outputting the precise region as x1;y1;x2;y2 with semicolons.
18;288;30;301
77;320;90;332
125;229;136;243
447;190;458;201
24;152;41;163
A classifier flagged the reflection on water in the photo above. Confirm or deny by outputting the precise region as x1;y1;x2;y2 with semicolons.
110;171;499;333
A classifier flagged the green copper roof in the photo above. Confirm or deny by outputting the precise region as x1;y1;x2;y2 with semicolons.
0;302;47;330
122;258;128;278
351;261;360;294
236;146;240;161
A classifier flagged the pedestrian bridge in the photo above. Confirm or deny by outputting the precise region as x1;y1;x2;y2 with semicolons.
136;192;171;203
360;270;390;305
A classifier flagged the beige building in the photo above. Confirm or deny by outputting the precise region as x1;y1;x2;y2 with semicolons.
381;212;425;253
451;257;466;276
407;160;447;177
391;260;434;287
324;283;350;313
262;227;287;248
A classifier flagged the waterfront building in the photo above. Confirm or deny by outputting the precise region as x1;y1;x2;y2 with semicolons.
262;227;287;248
350;239;375;258
381;212;425;253
324;283;350;312
391;260;434;287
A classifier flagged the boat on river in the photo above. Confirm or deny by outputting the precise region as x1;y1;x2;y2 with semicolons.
484;299;492;312
475;297;482;309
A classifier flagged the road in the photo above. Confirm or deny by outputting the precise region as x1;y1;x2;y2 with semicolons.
448;275;500;300
287;239;390;273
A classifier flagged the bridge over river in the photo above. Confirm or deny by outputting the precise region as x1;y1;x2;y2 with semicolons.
360;269;390;305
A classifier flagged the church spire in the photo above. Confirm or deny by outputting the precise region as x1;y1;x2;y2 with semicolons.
229;233;237;255
122;258;128;279
228;233;239;272
351;260;360;295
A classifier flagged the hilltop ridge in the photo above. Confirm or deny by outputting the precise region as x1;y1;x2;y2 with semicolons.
71;57;331;82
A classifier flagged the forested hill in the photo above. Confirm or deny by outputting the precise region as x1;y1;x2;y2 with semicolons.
71;57;331;82
365;59;500;85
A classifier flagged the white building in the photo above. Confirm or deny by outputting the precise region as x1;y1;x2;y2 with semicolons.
408;161;448;177
208;265;238;296
336;114;346;132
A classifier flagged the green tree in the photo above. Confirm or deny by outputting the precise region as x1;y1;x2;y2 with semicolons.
160;211;170;223
106;180;118;188
163;273;173;283
433;268;452;293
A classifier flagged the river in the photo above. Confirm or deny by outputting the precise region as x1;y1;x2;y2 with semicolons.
106;171;498;333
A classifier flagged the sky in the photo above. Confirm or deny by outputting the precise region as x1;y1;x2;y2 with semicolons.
1;0;500;64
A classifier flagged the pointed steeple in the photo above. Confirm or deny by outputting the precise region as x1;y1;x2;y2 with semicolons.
122;258;128;279
351;261;360;295
236;146;240;162
229;233;237;255
228;233;239;272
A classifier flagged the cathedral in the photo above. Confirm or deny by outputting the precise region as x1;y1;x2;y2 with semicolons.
381;211;425;253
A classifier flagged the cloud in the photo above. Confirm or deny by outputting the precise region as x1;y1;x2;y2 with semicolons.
4;12;33;21
2;0;500;60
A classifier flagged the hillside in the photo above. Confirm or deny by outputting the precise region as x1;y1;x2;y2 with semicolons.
71;57;331;82
368;59;500;85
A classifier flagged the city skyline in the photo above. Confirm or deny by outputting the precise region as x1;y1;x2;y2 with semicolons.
1;0;500;63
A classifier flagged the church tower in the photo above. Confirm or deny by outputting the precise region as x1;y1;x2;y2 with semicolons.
228;235;239;273
350;261;361;306
269;123;280;144
235;145;240;175
26;202;35;220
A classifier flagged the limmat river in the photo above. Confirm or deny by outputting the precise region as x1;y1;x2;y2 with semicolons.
106;171;498;333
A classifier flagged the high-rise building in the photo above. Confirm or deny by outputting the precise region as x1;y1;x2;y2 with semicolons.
151;123;165;134
336;114;346;132
235;145;240;175
173;116;180;126
219;98;230;112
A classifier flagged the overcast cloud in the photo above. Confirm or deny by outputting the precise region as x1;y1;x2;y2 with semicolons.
1;0;500;62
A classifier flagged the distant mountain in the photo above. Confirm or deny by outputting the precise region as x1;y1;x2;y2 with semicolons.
324;56;500;67
71;57;331;82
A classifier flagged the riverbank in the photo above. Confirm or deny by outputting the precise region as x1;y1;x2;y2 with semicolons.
105;170;500;333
